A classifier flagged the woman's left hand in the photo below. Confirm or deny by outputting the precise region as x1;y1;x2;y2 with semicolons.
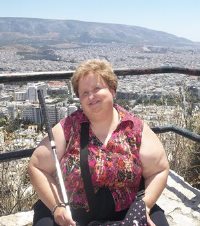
54;206;76;226
146;211;156;226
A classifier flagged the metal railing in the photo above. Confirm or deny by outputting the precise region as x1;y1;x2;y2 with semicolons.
1;66;200;83
0;67;200;162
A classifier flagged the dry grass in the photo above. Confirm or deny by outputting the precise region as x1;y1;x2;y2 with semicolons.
133;96;200;189
0;160;37;216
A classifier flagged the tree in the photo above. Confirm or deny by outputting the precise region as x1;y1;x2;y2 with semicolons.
5;118;22;133
0;116;8;127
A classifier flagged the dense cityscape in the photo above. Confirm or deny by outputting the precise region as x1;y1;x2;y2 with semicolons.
0;43;200;153
0;39;200;226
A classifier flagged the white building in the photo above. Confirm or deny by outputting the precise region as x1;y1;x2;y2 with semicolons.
22;104;42;125
22;102;78;127
14;91;27;101
68;104;78;115
58;107;68;120
0;128;4;146
27;82;47;103
7;103;17;119
46;104;59;126
22;103;60;127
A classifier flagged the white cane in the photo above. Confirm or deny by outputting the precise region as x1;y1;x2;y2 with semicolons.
37;89;69;209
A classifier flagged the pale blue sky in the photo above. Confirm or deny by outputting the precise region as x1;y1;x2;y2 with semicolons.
1;0;200;41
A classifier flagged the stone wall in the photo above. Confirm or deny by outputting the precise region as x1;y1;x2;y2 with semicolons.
0;170;199;226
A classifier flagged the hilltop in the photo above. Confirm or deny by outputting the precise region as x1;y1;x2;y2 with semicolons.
0;17;198;47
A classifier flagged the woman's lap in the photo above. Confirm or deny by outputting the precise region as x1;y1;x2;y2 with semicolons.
150;204;169;226
33;200;59;226
33;200;169;226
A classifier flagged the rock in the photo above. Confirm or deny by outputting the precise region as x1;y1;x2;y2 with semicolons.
0;170;199;226
0;210;33;226
157;170;200;226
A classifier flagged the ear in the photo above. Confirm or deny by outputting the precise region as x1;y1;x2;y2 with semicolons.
110;89;116;98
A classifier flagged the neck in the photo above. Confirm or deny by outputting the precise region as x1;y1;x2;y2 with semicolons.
90;107;119;132
89;107;119;145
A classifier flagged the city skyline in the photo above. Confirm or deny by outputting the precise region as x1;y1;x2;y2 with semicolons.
1;0;200;42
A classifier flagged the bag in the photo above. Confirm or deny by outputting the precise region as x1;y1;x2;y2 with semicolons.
88;198;147;226
78;122;148;226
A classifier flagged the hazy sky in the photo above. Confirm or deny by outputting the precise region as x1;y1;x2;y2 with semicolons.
1;0;200;42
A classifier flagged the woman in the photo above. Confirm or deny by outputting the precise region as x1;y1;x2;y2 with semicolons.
28;59;169;226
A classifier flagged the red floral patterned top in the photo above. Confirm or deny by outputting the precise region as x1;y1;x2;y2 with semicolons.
60;104;143;212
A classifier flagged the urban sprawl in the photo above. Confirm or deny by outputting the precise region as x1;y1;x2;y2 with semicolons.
0;43;200;152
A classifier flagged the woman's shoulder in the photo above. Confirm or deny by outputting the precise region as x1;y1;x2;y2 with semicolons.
60;108;88;126
59;108;88;139
115;104;143;126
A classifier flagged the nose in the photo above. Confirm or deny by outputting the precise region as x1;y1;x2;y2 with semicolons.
88;91;95;99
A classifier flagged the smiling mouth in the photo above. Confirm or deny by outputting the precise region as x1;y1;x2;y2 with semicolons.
89;100;100;106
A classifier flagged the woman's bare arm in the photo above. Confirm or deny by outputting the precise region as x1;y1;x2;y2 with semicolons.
140;122;169;212
28;123;76;225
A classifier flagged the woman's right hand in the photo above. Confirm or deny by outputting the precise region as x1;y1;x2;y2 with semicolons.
54;206;76;226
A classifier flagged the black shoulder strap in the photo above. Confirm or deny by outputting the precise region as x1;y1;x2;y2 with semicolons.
80;122;96;211
80;122;145;211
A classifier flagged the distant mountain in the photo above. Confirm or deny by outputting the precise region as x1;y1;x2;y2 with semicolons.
0;17;197;47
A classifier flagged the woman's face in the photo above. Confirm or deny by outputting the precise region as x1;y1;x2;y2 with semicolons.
78;72;115;117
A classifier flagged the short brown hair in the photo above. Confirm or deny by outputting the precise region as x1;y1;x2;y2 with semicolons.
71;59;118;97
